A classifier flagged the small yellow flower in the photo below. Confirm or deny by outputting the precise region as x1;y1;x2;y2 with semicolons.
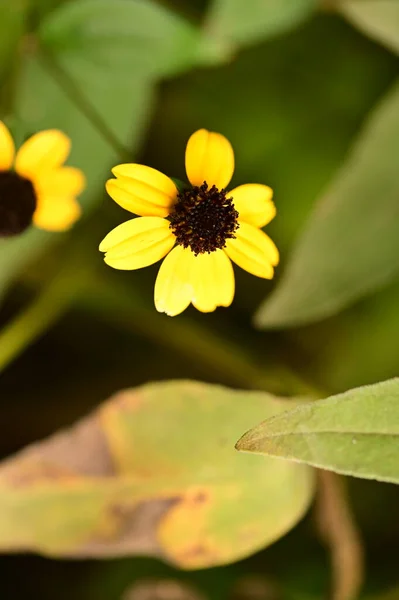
0;121;85;236
100;129;279;316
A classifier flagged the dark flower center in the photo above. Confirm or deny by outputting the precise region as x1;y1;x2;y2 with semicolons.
0;170;37;237
169;182;239;255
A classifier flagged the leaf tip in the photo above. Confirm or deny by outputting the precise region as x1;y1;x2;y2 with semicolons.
234;430;252;453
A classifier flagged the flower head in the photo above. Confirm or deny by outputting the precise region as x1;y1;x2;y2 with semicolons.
100;129;279;316
0;121;85;237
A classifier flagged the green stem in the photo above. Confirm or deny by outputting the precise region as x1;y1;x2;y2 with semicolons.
81;274;319;397
316;471;364;600
0;266;85;373
0;1;28;116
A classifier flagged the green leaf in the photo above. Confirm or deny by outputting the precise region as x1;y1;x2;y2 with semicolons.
340;0;399;56
205;0;316;47
40;0;202;78
237;378;399;484
255;78;399;329
0;46;153;299
16;55;152;214
0;381;314;566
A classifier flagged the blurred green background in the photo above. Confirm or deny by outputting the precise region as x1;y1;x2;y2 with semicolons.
0;0;399;598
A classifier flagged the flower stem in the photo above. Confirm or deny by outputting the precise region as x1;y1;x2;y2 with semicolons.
316;470;364;600
0;264;86;373
82;274;317;397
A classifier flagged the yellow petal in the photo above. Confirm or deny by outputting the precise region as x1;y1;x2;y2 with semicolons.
185;129;234;190
230;184;275;228
35;167;86;197
225;221;279;279
106;165;177;218
33;195;81;232
191;250;235;312
15;130;71;180
154;245;193;317
100;216;175;271
113;164;177;199
0;121;15;170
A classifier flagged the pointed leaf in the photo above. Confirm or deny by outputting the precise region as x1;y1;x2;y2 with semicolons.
206;0;316;47
340;0;399;55
237;378;399;484
255;79;399;328
0;381;314;567
40;0;202;78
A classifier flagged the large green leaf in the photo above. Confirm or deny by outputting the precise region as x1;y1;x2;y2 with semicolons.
0;53;153;300
205;0;316;46
237;378;399;484
16;56;152;214
255;78;399;328
340;0;399;56
40;0;202;78
0;381;314;567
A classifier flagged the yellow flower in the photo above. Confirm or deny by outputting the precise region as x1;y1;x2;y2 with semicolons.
100;129;279;316
0;121;85;236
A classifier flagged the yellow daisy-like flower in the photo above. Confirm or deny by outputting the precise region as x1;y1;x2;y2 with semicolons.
0;121;85;237
100;129;279;316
